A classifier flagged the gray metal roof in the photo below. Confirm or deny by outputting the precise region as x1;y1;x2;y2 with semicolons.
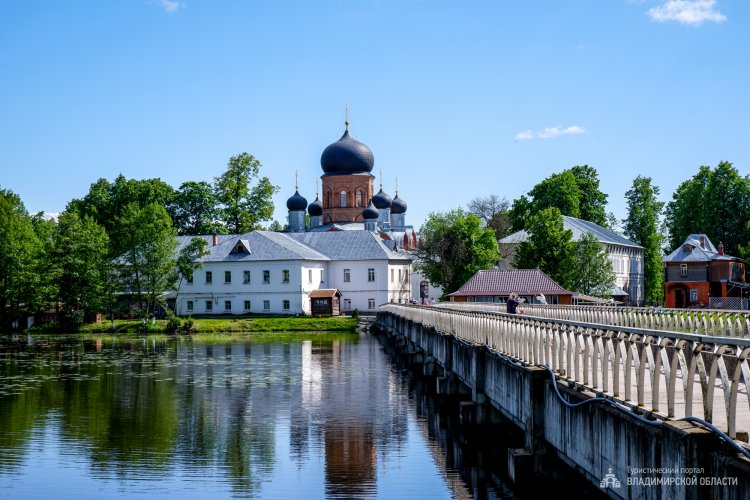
177;230;410;263
286;230;410;261
176;232;329;262
308;222;366;232
663;234;738;263
499;215;643;249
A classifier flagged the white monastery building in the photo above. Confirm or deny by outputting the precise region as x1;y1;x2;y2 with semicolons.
174;118;439;315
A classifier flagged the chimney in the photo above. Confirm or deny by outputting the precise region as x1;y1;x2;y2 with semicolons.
718;242;725;255
700;236;705;249
212;233;219;246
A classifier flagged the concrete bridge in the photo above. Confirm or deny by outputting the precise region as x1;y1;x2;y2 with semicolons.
375;304;750;499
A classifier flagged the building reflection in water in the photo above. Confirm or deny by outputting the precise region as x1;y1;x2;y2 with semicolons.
0;333;523;499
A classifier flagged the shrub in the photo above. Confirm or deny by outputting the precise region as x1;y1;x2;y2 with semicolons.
166;316;182;333
351;308;359;319
182;316;196;333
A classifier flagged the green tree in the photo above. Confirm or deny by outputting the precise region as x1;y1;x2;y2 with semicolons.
174;237;209;315
528;170;581;219
569;231;616;296
467;194;511;239
623;176;664;305
508;195;532;232
569;165;609;227
0;189;42;330
116;203;178;321
509;165;610;230
417;209;499;295
664;166;709;249
67;175;176;256
664;162;750;257
173;181;223;235
53;213;111;328
30;212;59;312
214;153;279;234
513;207;574;288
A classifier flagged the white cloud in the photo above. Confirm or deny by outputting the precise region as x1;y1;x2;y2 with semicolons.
516;125;585;141
538;125;585;139
155;0;185;13
514;130;534;141
647;0;726;26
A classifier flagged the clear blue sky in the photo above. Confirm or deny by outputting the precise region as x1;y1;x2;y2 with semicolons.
2;1;748;231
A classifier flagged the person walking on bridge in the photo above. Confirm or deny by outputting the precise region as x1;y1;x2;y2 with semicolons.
506;293;520;314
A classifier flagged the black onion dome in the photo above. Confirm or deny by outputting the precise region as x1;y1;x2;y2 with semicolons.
286;190;308;211
372;188;392;209
362;200;379;220
307;196;323;216
391;194;407;214
320;129;375;174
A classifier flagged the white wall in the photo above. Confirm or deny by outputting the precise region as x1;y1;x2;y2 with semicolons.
327;259;390;313
176;257;414;316
411;268;443;303
176;260;314;316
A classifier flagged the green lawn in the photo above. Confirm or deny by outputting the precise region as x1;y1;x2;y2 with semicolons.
31;316;359;335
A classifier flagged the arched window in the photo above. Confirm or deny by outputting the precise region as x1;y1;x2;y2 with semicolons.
340;190;347;208
356;190;363;207
325;190;331;209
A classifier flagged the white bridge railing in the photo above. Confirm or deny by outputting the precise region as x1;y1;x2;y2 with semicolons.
380;303;750;440
435;302;750;338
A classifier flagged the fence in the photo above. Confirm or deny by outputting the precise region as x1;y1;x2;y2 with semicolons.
710;297;749;311
381;303;750;439
436;302;750;337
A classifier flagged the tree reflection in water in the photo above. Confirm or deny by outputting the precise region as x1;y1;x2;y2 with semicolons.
0;333;449;499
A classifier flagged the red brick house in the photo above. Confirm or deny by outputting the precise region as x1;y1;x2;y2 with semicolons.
663;234;747;308
448;269;573;305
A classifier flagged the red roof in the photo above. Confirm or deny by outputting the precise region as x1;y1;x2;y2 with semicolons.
449;269;572;296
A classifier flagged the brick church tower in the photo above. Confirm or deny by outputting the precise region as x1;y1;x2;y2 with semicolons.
319;119;375;223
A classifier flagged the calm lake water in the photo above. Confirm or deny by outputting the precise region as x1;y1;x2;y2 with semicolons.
0;330;552;499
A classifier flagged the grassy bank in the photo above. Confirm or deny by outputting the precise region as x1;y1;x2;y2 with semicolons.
28;316;359;335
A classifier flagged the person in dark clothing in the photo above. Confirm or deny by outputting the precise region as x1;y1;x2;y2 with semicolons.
506;293;520;314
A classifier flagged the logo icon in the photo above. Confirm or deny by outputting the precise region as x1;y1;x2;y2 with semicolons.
600;467;622;489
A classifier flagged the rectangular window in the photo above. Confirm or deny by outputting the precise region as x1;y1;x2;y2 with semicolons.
340;191;347;208
690;289;698;301
404;269;409;282
680;264;688;277
263;270;270;284
263;300;270;311
205;300;213;312
283;300;290;311
224;300;231;312
244;300;251;311
320;269;324;283
308;269;313;284
186;300;194;312
368;299;375;309
344;269;351;282
344;299;351;309
390;269;394;282
368;268;375;282
243;270;251;284
398;269;402;281
205;271;212;284
224;271;231;284
186;274;193;284
282;270;290;283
